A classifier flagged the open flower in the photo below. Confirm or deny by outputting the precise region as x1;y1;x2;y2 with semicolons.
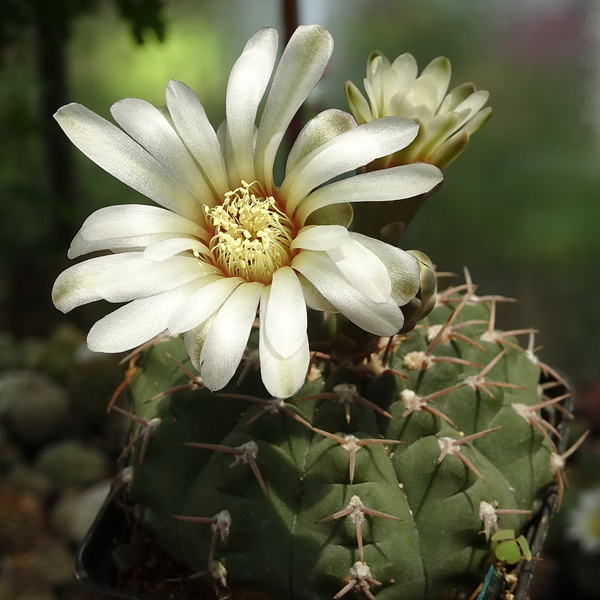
568;487;600;553
52;25;443;398
346;51;492;170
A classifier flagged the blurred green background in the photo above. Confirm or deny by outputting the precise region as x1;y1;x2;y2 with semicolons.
0;1;599;599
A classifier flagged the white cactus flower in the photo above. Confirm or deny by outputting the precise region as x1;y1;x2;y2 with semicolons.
346;51;492;169
568;487;600;553
52;25;443;399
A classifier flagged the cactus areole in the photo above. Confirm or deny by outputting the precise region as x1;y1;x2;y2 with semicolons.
51;23;571;600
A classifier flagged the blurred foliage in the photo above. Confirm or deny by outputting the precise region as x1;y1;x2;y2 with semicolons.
0;0;166;50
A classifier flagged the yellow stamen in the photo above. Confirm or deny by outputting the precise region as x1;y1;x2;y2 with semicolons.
205;181;295;284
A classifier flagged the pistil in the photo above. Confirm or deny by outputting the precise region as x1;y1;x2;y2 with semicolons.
205;181;295;284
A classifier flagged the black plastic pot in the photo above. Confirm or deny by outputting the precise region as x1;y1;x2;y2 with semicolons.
76;488;156;600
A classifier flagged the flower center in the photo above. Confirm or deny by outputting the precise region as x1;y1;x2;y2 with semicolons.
205;181;295;284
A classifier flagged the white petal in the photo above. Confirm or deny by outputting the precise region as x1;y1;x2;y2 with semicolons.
348;233;420;305
364;54;390;118
95;256;215;302
407;74;442;113
285;109;356;176
391;53;419;89
110;98;213;202
87;282;200;353
167;276;244;335
263;267;307;358
439;82;475;113
296;273;337;312
260;286;309;398
143;238;211;262
226;28;278;183
345;82;373;125
217;120;239;187
166;80;229;198
295;163;443;224
363;77;382;119
290;225;351;252
388;93;420;118
326;240;391;304
199;282;263;391
454;90;490;128
418;112;461;157
421;56;452;109
255;25;334;192
68;232;176;259
79;204;209;242
183;315;215;372
281;117;420;214
54;104;203;221
52;253;141;313
292;251;405;336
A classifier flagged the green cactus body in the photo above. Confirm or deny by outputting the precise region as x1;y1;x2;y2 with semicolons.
122;283;557;600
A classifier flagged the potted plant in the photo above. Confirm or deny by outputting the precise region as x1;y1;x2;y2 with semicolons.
53;24;575;600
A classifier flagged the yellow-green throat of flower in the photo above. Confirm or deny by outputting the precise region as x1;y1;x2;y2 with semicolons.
205;181;296;285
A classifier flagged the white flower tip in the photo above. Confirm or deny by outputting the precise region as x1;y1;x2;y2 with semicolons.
53;102;81;122
166;79;191;97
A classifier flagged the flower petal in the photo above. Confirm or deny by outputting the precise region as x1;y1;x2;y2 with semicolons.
291;225;351;252
87;282;200;353
464;106;492;135
345;82;373;125
167;276;244;335
438;82;476;113
285;109;356;176
183;315;215;373
326;240;391;304
348;233;420;305
143;238;211;262
260;285;309;398
262;267;307;358
454;90;490;129
95;256;215;302
391;53;419;88
292;251;405;336
54;104;203;221
417;112;461;159
295;163;443;224
52;253;141;313
255;25;334;192
78;204;209;242
68;232;176;259
281;117;420;214
226;27;278;183
110;97;213;202
364;53;391;118
166;80;229;198
296;273;337;312
420;56;452;109
304;203;354;228
199;282;263;391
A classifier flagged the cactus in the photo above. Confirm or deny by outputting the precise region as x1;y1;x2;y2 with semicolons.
111;273;565;600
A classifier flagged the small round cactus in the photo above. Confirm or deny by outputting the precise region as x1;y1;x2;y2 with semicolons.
110;273;567;600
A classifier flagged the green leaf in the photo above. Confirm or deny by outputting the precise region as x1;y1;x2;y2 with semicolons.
494;540;521;565
491;529;515;542
516;535;532;561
